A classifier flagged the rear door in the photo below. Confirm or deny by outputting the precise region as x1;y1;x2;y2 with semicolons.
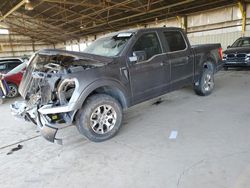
162;30;194;90
127;31;170;104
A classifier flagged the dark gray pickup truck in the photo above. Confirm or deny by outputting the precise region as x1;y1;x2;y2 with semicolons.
11;27;223;144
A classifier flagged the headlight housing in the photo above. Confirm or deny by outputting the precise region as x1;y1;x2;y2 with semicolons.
57;78;78;105
222;53;227;60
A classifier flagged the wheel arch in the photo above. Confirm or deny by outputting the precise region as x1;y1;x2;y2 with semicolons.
202;54;216;72
6;81;17;86
194;54;216;83
76;79;130;111
71;79;130;121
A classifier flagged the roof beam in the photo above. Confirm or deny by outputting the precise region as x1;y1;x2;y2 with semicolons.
10;12;80;40
55;0;137;27
47;0;136;27
41;0;195;41
42;0;105;8
5;21;58;43
75;0;164;31
0;0;27;21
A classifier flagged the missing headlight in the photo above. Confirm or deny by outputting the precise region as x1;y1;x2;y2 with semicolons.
57;79;76;105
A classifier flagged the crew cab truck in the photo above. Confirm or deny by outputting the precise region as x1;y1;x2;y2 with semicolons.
11;27;223;144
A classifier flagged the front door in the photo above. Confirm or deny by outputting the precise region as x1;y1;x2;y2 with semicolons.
127;32;170;104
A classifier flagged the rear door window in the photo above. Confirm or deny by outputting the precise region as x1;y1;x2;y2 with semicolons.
7;62;21;70
163;31;187;52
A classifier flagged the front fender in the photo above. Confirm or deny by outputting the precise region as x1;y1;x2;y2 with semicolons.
74;78;130;110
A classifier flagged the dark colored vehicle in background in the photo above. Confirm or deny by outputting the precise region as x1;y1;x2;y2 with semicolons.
0;58;24;74
223;37;250;70
3;63;26;98
11;27;223;144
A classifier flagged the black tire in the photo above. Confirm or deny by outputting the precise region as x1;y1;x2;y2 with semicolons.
7;83;19;98
194;68;214;96
76;94;123;142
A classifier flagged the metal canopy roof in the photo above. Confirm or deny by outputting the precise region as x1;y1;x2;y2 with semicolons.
0;0;239;44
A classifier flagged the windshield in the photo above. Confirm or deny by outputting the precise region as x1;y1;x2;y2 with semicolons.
5;62;26;76
83;33;133;57
231;38;250;47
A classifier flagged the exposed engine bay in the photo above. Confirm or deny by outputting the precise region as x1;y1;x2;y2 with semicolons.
11;50;107;144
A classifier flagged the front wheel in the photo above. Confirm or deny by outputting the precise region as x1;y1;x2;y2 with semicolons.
194;69;214;96
76;94;123;142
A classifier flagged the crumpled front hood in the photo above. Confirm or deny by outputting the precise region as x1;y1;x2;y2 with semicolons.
31;49;113;69
19;49;113;98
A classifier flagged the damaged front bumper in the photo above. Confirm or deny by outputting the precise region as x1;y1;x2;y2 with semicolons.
11;101;76;144
10;50;98;144
10;101;37;124
37;112;70;145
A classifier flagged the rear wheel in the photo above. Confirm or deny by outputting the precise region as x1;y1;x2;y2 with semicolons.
76;94;123;142
194;68;214;96
7;83;19;98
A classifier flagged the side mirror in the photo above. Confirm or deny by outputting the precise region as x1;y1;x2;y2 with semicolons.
227;45;231;49
129;51;147;63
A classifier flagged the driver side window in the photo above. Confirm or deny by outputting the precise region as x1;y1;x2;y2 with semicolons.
132;32;162;60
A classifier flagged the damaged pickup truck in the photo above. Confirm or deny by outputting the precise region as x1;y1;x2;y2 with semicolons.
11;27;223;144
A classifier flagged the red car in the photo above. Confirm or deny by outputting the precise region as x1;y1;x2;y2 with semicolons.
3;63;26;98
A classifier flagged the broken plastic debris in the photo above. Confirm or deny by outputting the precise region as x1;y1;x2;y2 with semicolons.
6;144;23;155
169;131;178;139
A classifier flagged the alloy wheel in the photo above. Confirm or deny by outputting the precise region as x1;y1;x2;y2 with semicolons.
90;104;117;134
7;85;18;98
203;73;214;91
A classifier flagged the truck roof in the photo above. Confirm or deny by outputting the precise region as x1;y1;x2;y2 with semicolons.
100;27;184;39
124;26;183;32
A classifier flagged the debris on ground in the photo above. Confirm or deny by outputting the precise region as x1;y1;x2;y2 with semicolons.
169;131;178;139
153;98;163;105
6;144;23;155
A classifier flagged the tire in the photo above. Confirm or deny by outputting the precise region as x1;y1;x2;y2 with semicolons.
76;94;123;142
194;68;214;96
7;83;19;98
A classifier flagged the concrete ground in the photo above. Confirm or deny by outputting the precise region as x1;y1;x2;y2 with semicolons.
0;70;250;188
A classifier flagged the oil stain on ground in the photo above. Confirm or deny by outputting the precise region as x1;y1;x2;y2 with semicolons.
6;144;23;155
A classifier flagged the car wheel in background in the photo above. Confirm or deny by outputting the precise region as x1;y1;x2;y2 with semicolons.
7;83;19;98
